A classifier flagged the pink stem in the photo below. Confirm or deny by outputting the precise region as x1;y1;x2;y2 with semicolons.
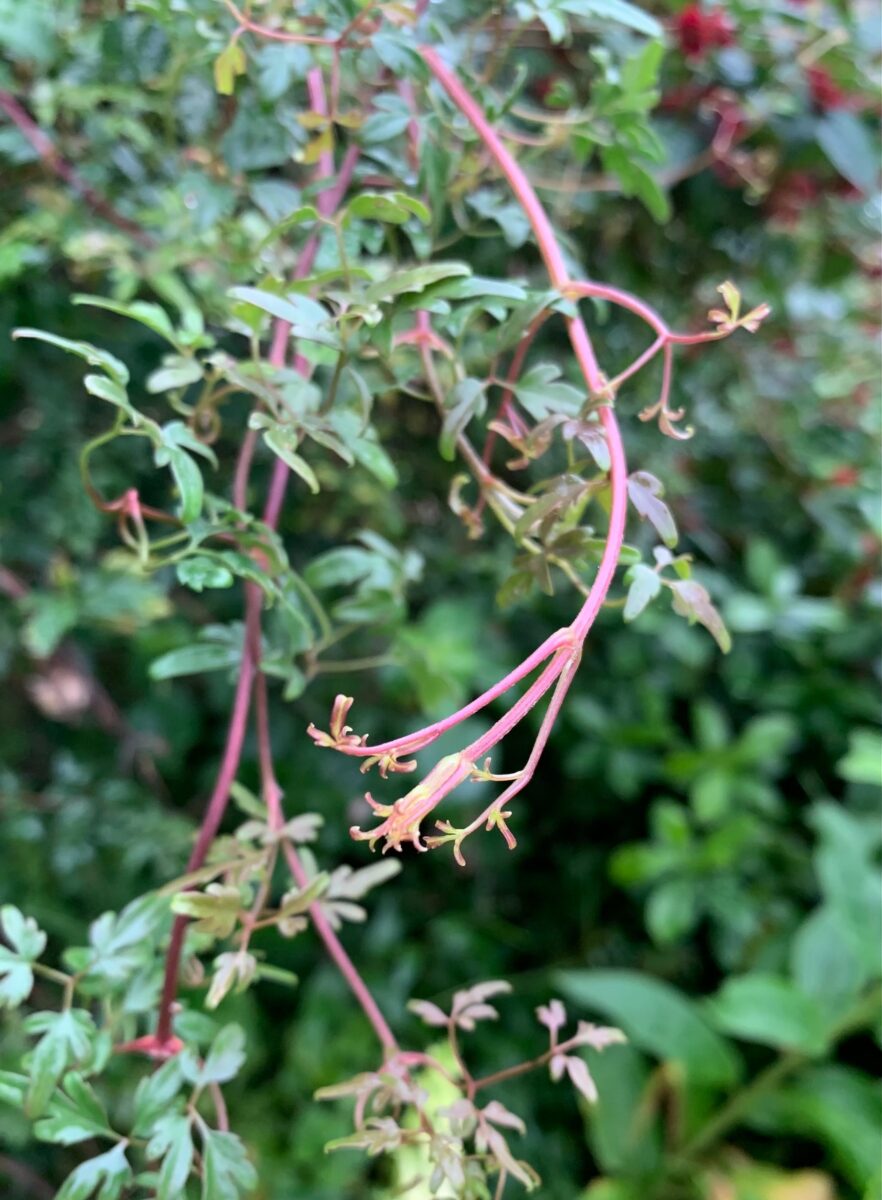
457;649;582;848
233;429;259;513
282;841;399;1052
156;66;352;1048
329;627;573;760
325;47;632;850
467;650;569;761
480;310;552;474
222;0;335;45
571;408;627;641
254;673;399;1052
421;50;571;293
156;585;261;1044
0;90;153;247
610;335;666;388
422;48;630;642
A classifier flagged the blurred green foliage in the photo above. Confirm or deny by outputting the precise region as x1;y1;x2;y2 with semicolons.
0;1;880;1198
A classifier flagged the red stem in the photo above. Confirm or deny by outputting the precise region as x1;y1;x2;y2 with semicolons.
156;585;261;1044
0;90;153;247
254;674;399;1052
155;66;351;1049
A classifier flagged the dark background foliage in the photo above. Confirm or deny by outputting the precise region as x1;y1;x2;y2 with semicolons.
0;2;879;1198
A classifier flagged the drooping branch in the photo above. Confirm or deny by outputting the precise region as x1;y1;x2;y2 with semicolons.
308;46;629;857
153;65;354;1051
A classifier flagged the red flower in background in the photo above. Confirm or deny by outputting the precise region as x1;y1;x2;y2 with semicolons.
806;65;849;111
676;5;736;59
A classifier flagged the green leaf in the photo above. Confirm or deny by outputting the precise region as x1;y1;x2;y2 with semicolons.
25;1009;97;1117
0;951;34;1008
816;111;878;194
837;729;882;786
199;1024;246;1085
430;276;528;302
346;191;430;225
149;639;241;681
0;1071;28;1108
512;362;583;419
71;295;179;345
601;146;670;223
257;204;319;251
251;180;303;223
201;1129;257;1200
35;1072;114;1145
211;551;278;597
154;429;206;523
558;0;662;38
557;969;740;1086
255;42;310;101
0;897;48;1008
809;802;882;975
705;973;830;1055
646;878;699;945
160;419;218;464
347;433;398;489
176;557;235;592
147;357;204;394
627;472;677;547
467;188;531;247
76;894;167;986
304;546;376;589
12;329;129;386
440;378;486;461
623;564;662;622
364;262;470;304
668;579;732;654
791;906;865;1020
261;426;320;494
147;1114;195;1200
132;1058;185;1137
229;287;336;346
747;1066;882;1192
168;448;203;523
1;906;46;960
83;374;137;418
582;1044;661;1176
21;592;78;659
170;885;242;939
56;1142;132;1200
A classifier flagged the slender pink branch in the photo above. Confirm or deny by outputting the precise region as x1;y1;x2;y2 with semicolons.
480;310;552;475
154;67;353;1050
566;279;724;348
156;584;261;1045
221;0;335;45
324;47;632;855
0;90;153;247
255;674;399;1052
421;51;571;294
467;650;570;761
284;839;399;1052
571;409;627;641
310;627;573;761
209;1080;230;1132
608;335;665;389
233;428;259;512
463;649;583;849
